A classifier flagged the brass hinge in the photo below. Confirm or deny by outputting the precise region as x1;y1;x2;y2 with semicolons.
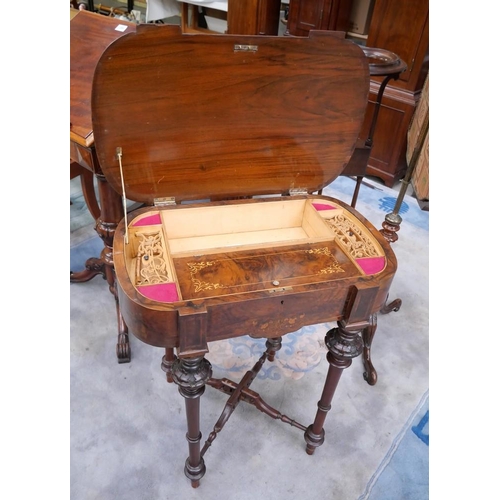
154;197;176;206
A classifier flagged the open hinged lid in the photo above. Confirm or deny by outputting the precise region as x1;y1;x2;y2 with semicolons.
91;25;369;204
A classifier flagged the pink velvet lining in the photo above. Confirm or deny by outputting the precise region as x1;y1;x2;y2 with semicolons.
132;214;162;226
356;257;386;275
137;283;179;303
312;203;337;211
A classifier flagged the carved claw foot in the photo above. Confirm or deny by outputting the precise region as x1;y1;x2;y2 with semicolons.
116;333;131;363
380;297;402;314
115;308;131;363
362;314;377;386
70;257;105;283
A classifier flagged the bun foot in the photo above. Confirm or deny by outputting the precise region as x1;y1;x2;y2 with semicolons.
304;424;325;455
70;257;105;283
185;457;206;487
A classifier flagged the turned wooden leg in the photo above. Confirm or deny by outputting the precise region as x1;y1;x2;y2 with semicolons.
172;356;213;488
304;320;364;455
362;314;377;386
161;348;177;383
70;257;106;283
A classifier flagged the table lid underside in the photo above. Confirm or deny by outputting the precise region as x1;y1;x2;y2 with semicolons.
91;25;370;204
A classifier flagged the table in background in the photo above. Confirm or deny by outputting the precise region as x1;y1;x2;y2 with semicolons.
70;9;136;362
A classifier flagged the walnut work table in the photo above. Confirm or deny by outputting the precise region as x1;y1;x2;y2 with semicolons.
90;25;399;487
70;9;137;362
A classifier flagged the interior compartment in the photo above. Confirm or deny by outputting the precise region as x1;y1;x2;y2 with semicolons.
161;198;337;256
124;197;385;302
125;198;340;299
124;222;177;290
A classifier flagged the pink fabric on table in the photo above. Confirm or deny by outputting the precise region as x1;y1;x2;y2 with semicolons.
132;214;162;226
356;256;386;275
137;283;179;302
312;203;337;211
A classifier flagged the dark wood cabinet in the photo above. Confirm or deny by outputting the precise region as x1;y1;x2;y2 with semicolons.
180;0;281;36
363;0;428;186
227;0;282;35
286;0;429;187
285;0;353;36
